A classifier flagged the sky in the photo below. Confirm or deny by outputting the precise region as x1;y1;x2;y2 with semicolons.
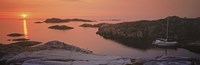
0;0;200;20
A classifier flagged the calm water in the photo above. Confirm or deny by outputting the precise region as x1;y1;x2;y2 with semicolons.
0;19;200;59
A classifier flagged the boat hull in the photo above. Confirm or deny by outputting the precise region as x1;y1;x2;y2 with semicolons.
152;39;177;46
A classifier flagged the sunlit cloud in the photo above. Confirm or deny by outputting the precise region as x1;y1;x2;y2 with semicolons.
61;0;80;1
60;0;85;2
0;0;200;19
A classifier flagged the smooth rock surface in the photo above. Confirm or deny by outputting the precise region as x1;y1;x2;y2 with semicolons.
0;41;131;65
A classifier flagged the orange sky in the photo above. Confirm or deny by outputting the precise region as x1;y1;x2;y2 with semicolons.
0;0;200;20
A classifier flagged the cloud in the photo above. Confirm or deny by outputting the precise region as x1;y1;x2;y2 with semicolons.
65;0;80;1
60;0;83;2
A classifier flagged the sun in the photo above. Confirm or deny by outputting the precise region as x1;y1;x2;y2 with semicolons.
21;14;27;18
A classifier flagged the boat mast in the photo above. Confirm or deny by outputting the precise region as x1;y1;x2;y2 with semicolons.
166;18;169;40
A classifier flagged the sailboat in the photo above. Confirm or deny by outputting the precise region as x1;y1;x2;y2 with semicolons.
152;18;178;46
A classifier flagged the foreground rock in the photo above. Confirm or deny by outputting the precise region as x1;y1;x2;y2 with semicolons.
0;41;131;65
127;56;200;65
7;33;24;37
0;41;199;65
48;25;74;30
44;18;94;23
80;23;109;28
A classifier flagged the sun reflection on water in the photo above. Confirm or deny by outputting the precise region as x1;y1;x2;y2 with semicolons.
23;19;28;38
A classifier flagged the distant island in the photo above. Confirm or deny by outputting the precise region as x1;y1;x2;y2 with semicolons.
7;33;24;37
43;18;94;23
80;23;109;28
12;38;29;41
100;19;122;21
48;25;74;30
34;21;43;23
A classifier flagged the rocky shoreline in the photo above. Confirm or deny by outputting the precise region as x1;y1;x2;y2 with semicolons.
0;41;200;65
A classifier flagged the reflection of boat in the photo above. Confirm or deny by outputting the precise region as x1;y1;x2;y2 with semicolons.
153;18;177;46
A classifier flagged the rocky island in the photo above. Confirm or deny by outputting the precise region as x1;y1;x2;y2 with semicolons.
48;25;74;30
7;33;24;37
34;21;43;23
101;19;122;21
12;38;29;41
97;16;200;53
69;18;94;22
80;23;109;28
44;18;94;23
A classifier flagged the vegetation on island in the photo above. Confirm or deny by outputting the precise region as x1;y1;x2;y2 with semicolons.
69;18;94;22
48;25;74;30
43;18;94;23
100;19;121;21
97;16;200;53
34;21;43;23
44;18;69;23
12;38;29;41
7;33;24;37
80;23;109;28
97;16;200;42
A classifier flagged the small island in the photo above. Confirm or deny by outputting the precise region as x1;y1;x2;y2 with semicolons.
34;21;43;23
48;25;74;30
43;18;69;23
80;23;109;28
12;38;29;41
7;33;24;37
43;18;94;23
0;41;41;54
101;19;121;21
69;18;94;22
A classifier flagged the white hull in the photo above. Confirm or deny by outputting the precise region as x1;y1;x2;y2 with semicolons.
153;18;178;46
152;39;177;46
